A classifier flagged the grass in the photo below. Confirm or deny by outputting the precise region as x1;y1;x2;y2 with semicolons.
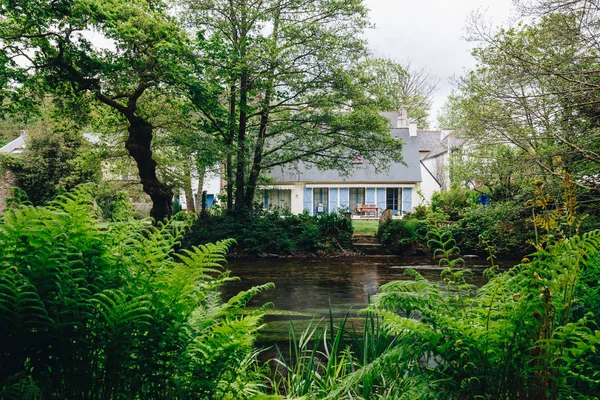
352;219;379;236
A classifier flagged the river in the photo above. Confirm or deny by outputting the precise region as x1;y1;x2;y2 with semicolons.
221;256;513;346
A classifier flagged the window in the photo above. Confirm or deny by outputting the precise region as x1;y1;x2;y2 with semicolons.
349;188;365;210
258;190;291;211
386;188;400;212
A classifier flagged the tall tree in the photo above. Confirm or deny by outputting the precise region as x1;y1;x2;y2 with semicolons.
0;0;195;220
359;58;438;127
447;0;600;196
182;0;405;213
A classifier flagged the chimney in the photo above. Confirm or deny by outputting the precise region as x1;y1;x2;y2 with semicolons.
396;107;408;128
409;121;417;137
19;130;26;137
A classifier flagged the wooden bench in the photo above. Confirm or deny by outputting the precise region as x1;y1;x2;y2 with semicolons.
358;204;378;218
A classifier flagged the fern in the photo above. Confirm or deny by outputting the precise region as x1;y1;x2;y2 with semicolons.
338;230;600;399
0;186;274;399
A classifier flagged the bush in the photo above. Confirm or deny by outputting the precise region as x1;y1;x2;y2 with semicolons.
430;186;478;221
377;219;427;254
182;208;354;255
0;129;101;205
91;182;134;222
450;201;534;258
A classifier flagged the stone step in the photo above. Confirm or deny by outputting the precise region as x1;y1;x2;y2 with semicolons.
352;237;380;245
352;242;387;255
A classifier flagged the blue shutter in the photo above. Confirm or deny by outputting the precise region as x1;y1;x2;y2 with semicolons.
329;188;338;213
377;188;386;216
263;191;269;209
339;188;349;209
402;188;412;214
303;187;313;215
366;188;375;204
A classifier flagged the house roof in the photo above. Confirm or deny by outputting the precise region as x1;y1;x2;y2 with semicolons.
423;134;467;160
0;135;25;154
269;129;423;183
381;111;443;152
417;130;442;152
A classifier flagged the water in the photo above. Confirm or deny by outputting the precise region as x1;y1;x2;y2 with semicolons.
221;256;513;346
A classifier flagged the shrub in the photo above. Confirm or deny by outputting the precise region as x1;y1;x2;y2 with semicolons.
377;219;427;254
0;129;101;205
430;186;478;221
182;208;354;255
450;200;534;258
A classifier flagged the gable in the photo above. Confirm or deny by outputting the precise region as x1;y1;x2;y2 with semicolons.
0;136;25;154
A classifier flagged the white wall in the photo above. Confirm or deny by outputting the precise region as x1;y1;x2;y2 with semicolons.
179;169;222;209
418;163;442;205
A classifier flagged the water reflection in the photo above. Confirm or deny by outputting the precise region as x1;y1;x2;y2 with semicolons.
221;257;505;316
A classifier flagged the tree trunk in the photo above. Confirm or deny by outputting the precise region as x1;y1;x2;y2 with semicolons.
244;99;270;208
234;71;249;212
125;115;173;221
226;83;237;213
243;2;280;210
195;165;206;215
183;156;195;214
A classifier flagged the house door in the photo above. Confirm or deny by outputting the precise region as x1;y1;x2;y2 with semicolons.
386;188;401;215
313;188;329;214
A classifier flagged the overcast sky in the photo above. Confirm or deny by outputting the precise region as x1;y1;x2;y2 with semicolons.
364;0;516;127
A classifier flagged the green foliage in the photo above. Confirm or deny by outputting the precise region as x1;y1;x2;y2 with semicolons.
0;127;101;206
91;183;135;222
450;201;535;258
0;186;273;399
430;186;478;221
377;219;427;254
269;309;395;398
337;231;600;399
183;208;354;255
445;4;600;198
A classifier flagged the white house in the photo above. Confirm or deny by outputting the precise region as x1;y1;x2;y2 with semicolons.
258;110;446;217
421;131;467;191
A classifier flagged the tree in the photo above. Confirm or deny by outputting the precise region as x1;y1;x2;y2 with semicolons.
0;113;101;205
182;0;405;213
0;0;196;220
448;1;600;199
359;58;439;127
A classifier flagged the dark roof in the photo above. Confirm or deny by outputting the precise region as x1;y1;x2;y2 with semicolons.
380;111;443;152
424;134;467;160
417;130;441;152
269;129;422;183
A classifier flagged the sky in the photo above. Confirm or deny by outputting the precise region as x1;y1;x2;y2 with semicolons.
364;0;516;127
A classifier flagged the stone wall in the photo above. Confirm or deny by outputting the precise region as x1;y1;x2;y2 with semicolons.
0;169;17;212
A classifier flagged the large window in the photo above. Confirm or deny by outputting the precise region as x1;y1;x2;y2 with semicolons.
386;188;400;213
349;188;365;210
258;190;291;211
313;188;329;214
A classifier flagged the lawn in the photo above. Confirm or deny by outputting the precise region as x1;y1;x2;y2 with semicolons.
352;219;379;236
